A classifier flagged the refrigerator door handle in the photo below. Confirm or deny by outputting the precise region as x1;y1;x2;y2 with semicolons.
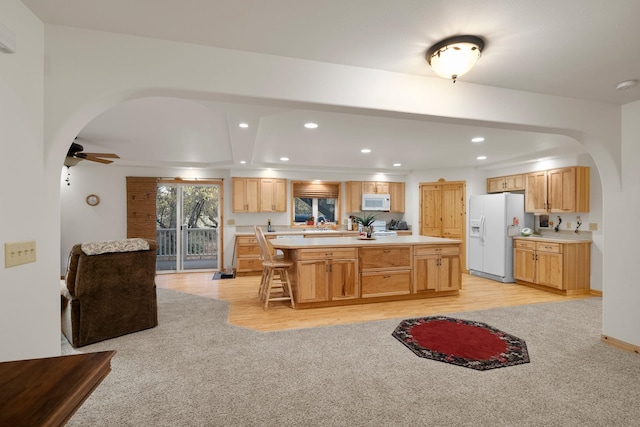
480;215;486;243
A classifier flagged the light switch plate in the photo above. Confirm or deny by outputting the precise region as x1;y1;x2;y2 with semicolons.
589;222;598;231
4;240;36;268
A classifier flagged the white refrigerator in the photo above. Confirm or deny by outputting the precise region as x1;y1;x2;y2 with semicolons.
468;193;527;283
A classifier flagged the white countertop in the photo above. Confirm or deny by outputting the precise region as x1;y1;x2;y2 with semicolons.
270;235;460;249
513;236;592;244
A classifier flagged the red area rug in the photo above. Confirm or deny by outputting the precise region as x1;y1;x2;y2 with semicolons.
392;316;530;371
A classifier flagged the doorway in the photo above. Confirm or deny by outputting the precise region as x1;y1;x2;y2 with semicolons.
155;182;221;272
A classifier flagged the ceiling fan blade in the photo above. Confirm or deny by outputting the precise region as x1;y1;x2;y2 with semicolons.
83;155;114;164
83;152;120;159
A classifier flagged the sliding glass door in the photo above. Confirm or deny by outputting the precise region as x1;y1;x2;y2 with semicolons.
156;182;221;272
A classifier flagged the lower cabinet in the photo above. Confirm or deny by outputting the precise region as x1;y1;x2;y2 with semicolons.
292;248;359;303
413;245;461;293
513;238;590;293
235;235;262;275
359;246;412;298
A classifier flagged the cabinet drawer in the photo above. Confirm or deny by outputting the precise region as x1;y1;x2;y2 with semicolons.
359;246;412;270
414;245;460;257
237;244;260;257
237;236;258;245
536;242;562;253
361;271;411;298
296;248;357;260
236;258;262;271
514;240;536;250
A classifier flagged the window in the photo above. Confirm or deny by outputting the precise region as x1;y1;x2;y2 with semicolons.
291;181;341;225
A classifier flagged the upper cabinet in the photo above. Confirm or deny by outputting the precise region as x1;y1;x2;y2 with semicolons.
345;181;405;212
362;181;389;194
525;167;590;213
486;174;525;193
232;177;286;213
232;178;260;212
260;178;286;212
345;181;363;212
388;182;405;213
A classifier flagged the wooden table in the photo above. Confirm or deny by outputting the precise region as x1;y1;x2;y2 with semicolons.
0;350;116;426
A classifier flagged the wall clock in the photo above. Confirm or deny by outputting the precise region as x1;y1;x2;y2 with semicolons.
86;194;100;206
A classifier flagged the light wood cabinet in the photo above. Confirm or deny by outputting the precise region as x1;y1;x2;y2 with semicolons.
525;167;590;213
362;181;389;194
359;246;412;298
234;235;262;275
487;174;525;193
388;182;405;212
345;181;405;212
232;178;260;212
292;248;359;303
419;180;466;272
513;238;590;294
345;181;363;212
260;178;286;212
413;245;461;293
233;177;286;213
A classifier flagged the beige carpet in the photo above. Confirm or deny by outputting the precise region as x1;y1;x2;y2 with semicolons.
62;289;640;426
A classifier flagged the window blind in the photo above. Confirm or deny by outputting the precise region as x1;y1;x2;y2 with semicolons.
292;182;340;199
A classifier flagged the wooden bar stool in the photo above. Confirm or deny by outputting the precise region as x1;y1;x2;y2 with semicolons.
254;226;295;310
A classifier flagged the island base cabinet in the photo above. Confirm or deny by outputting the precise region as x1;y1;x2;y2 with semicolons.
361;271;411;298
329;260;359;300
413;245;461;293
295;261;329;303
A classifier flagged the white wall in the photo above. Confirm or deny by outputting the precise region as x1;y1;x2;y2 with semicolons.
0;2;60;362
602;100;640;345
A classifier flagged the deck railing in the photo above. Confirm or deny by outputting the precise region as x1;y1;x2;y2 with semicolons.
156;227;218;259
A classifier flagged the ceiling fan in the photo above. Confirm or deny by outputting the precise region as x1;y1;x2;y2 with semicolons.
64;141;120;167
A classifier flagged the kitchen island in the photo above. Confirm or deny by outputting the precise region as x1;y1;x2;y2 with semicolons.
271;235;462;308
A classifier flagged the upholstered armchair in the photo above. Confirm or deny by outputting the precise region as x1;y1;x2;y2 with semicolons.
61;238;158;348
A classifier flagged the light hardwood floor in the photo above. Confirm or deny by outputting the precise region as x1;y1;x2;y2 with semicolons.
155;272;597;332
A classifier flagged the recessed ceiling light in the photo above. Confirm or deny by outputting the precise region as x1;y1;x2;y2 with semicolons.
240;160;246;164
304;122;318;129
393;163;402;167
471;137;485;143
477;155;487;160
361;148;371;153
280;157;289;161
239;123;249;128
615;79;638;90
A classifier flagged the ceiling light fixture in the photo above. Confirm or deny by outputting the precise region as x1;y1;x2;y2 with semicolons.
304;122;318;129
239;123;249;128
615;79;638;90
361;148;371;153
471;137;485;143
393;163;402;167
240;160;246;164
280;157;289;161
426;35;485;83
477;155;487;160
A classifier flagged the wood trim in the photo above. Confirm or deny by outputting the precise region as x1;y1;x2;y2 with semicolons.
590;289;603;296
601;335;640;354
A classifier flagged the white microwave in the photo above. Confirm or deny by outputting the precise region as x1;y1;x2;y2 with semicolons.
362;193;391;211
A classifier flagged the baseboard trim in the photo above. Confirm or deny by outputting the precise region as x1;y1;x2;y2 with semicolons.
590;289;603;297
601;335;640;354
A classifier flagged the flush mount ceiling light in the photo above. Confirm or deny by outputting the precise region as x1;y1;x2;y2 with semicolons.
615;79;638;90
304;122;318;129
426;35;485;83
471;137;485;143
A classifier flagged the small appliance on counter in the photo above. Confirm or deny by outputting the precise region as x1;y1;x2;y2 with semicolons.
372;219;397;237
389;219;408;230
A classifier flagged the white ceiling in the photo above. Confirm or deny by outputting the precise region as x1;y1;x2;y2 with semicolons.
22;0;640;173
